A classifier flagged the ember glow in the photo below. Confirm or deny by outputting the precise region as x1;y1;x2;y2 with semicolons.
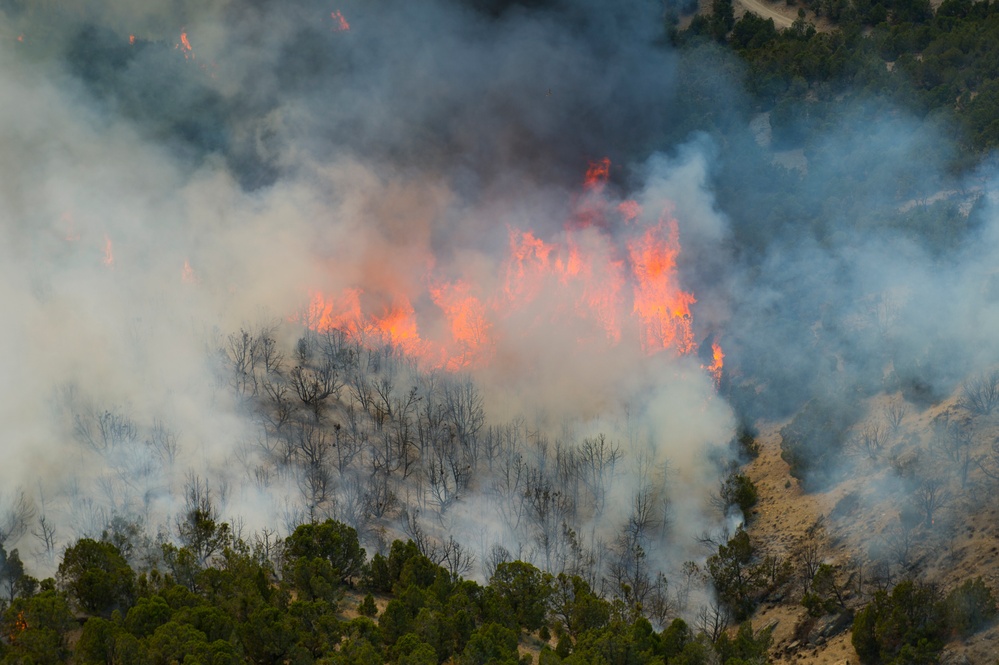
177;31;193;59
299;160;716;375
330;10;350;32
8;611;27;643
705;340;725;386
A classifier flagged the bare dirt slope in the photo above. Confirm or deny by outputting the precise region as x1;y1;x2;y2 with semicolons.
736;0;796;28
743;385;999;664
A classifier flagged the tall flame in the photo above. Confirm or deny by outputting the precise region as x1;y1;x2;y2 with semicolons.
628;215;696;355
705;340;725;386
429;280;494;371
177;31;193;59
297;159;719;377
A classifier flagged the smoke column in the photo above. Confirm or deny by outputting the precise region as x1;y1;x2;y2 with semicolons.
7;0;997;609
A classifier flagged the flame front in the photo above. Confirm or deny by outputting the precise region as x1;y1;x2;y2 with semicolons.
298;160;719;377
430;280;493;370
628;215;696;355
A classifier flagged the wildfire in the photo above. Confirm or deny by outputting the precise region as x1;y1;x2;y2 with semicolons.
330;10;350;31
129;34;136;45
9;611;26;643
304;290;427;358
583;157;611;190
177;30;193;59
297;159;721;379
617;199;642;224
705;340;725;386
628;215;696;355
429;280;494;370
182;260;198;284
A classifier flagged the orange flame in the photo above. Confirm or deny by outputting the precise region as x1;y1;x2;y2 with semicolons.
583;157;611;191
628;215;696;355
429;280;494;370
370;297;423;356
331;10;350;31
129;34;136;45
617;200;642;223
303;290;426;357
177;31;193;59
298;159;714;378
9;610;27;643
504;230;557;302
182;260;198;284
704;340;724;386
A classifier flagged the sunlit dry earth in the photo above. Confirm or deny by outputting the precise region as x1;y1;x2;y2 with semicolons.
745;382;999;663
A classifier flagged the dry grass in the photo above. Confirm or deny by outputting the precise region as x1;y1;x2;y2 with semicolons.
743;382;999;663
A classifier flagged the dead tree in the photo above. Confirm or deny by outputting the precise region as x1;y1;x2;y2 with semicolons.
933;420;975;488
389;387;421;480
883;399;907;434
261;380;294;433
525;469;574;571
297;461;335;524
579;435;621;518
74;407;138;454
882;515;918;571
440;535;475;578
960;370;999;415
697;601;730;642
853;422;890;461
331;421;363;476
349;370;375;416
226;329;259;397
442;377;485;469
317;329;356;373
290;359;342;422
490;448;529;534
145;420;180;466
425;422;475;515
0;491;35;547
911;474;949;528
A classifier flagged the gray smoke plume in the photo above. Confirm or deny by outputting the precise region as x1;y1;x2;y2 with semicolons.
4;0;997;625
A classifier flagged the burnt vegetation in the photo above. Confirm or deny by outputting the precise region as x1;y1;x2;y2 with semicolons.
8;0;999;661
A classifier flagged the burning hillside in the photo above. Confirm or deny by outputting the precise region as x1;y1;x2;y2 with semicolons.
297;159;719;379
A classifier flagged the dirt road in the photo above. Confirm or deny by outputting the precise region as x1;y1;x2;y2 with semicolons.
736;0;796;28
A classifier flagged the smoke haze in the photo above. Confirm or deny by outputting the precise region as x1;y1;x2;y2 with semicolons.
4;0;999;615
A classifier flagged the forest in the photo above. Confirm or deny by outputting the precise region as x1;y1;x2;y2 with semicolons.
5;0;999;662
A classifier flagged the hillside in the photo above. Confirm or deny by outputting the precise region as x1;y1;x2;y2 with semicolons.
740;381;999;663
